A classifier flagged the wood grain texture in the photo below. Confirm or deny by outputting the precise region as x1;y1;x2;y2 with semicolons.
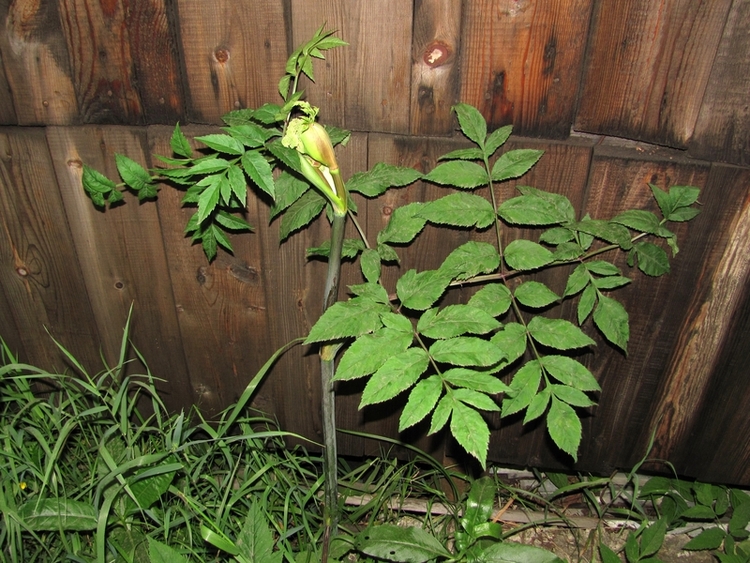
0;127;101;371
689;0;750;166
0;46;18;124
46;125;193;411
648;164;750;478
174;0;288;124
291;1;413;133
459;0;594;138
0;0;78;125
409;0;462;135
576;0;732;148
56;0;145;123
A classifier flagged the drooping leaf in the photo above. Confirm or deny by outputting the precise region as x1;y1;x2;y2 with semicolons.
453;388;499;411
593;295;629;352
630;241;670;276
429;337;504;367
540;355;600;391
418;192;495;228
279;190;326;241
578;284;597;324
524;386;551;424
504;239;555;271
564;264;590;298
399;375;443;431
196;179;221;224
423;160;489;189
304;297;390;344
377;202;428;245
241;150;275;198
547;396;582;461
356;524;452;563
270;171;309;218
574;219;633;250
528;316;596;350
170;123;193;157
453;103;487;148
450;401;490;468
346;162;421;197
550;384;596;408
429;394;454;435
360;248;381;283
468;283;513;317
360;348;430;407
334;328;414;381
501;360;542;417
115;153;151;192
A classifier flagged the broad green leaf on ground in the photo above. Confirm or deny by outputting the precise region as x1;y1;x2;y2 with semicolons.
528;316;596;350
115;154;151;192
279;190;326;240
18;499;98;531
540;355;600;391
334;328;414;381
547;396;582;461
396;269;452;310
491;149;544;182
235;503;282;563
418;192;495;228
462;476;497;535
440;241;501;281
148;538;191;563
360;347;430;407
451;400;491;468
501;360;542;417
630;241;670;276
443;368;509;394
683;527;727;551
304;297;390;344
346;162;421;197
491;323;528;364
453;103;487;147
639;518;668;559
479;539;566;563
356;524;452;563
593;295;629;352
195;133;246;155
504;240;554;271
399;375;443;431
241;150;275;197
377;202;427;245
417;304;501;339
514;281;559;308
423;160;490;189
429;336;505;367
468;283;513;317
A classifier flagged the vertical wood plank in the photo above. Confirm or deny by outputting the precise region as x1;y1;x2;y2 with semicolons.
56;0;145;123
647;164;750;473
46;125;194;411
409;0;462;135
576;0;732;148
689;0;750;166
460;0;594;138
174;0;289;124
0;0;78;125
0;127;101;372
0;47;18;124
291;1;413;133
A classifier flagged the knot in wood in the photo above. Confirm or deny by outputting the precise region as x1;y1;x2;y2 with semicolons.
423;41;450;68
214;48;230;64
16;267;28;277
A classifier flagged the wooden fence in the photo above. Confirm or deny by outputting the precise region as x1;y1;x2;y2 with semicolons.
1;0;749;485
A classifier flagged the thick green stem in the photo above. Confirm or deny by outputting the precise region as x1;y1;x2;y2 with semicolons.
320;211;346;551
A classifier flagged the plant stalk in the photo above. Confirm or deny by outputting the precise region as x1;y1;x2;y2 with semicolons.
320;210;346;554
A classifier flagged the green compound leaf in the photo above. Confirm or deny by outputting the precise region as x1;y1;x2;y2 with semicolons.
528;316;596;350
578;284;597;324
346;162;421;197
82;165;115;205
485;125;513;156
564;264;589;298
418;192;495;229
377;202;428;245
439;147;484;161
195;133;246;156
189;157;231;175
443;368;509;394
514;281;560;308
504;239;555;271
468;283;512;317
306;238;366;260
586;260;621;276
360;248;381;283
453;388;499;412
170;123;193;157
593;295;629;352
241;149;275;198
417;304;501;340
491;149;544;182
423;160;489;189
593;275;631;290
502;360;542;417
540;355;600;391
429;336;505;367
226;164;247;206
222;123;270;148
197;179;221;224
611;209;662;234
498;190;574;226
429;394;454;435
349;282;390;304
304;297;390;344
451;400;490;468
630;241;670;276
491;323;528;365
550;384;596;408
399;375;443;431
334;327;414;381
356;524;452;563
271;171;309;218
547;396;582;461
380;312;414;333
360;347;430;407
440;241;501;281
453;103;487;148
235;503;282;563
396;268;452;311
574;219;633;250
279;189;326;241
524;386;551;424
115;153;151;192
683;527;727;551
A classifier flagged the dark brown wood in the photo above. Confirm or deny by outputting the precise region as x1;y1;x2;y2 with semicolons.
459;0;594;138
291;1;413;133
0;127;101;372
174;0;289;124
410;0;462;135
0;46;18;124
576;0;732;148
0;0;78;125
46;125;194;411
689;0;750;166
